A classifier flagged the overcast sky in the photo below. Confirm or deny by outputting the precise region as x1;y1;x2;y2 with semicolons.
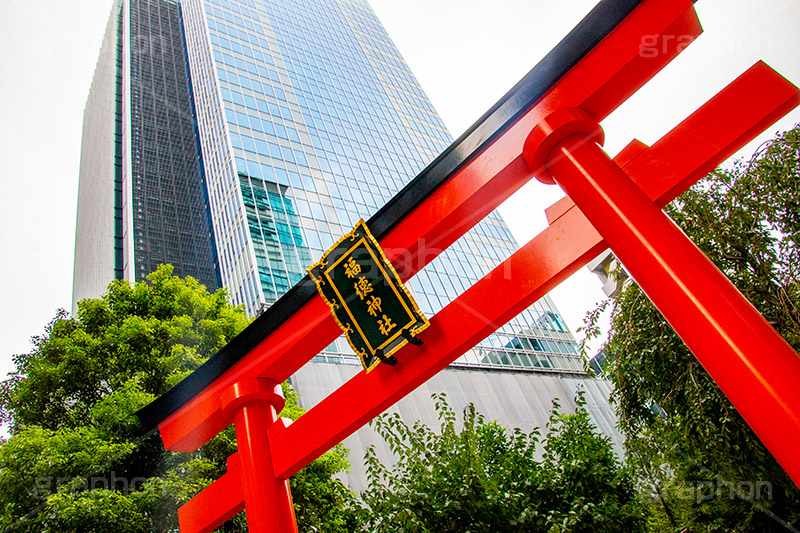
0;0;798;382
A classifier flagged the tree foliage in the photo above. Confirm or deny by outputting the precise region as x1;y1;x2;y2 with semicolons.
0;265;356;531
590;126;800;530
358;392;645;532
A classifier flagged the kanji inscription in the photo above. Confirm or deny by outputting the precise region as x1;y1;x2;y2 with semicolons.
308;220;429;372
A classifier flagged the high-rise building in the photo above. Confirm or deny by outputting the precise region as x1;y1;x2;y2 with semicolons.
74;0;589;376
73;0;220;306
74;0;622;491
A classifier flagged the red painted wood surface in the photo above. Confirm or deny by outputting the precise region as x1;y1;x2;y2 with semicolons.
160;0;702;454
545;118;800;488
172;0;800;527
270;62;800;481
178;62;799;533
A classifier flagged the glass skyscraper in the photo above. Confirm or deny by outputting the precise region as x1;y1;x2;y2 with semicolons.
74;0;220;304
74;0;586;374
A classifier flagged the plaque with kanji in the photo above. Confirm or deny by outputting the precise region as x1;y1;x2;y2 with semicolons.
308;219;429;372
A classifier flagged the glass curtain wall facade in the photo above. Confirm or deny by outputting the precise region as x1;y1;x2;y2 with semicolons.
127;0;220;288
73;0;220;311
180;0;585;373
76;0;585;373
128;0;219;290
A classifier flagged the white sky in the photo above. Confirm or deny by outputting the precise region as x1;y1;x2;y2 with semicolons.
0;0;798;381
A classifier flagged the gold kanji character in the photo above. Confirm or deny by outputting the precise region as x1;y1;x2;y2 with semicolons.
344;256;361;278
378;314;397;336
354;277;373;300
366;295;382;316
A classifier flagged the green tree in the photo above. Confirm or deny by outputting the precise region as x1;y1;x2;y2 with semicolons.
358;392;645;532
588;126;800;531
0;265;356;532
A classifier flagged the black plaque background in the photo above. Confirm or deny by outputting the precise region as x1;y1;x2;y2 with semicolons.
309;220;429;372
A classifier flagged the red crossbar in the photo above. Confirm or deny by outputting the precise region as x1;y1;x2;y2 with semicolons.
160;0;702;453
179;63;799;532
269;62;800;480
179;456;244;533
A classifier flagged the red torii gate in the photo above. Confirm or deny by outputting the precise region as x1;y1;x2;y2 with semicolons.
136;0;800;531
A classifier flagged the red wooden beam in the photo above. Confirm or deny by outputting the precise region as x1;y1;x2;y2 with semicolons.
539;95;800;483
159;0;702;453
546;61;800;219
178;416;295;533
268;61;799;480
176;66;797;520
178;455;244;533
